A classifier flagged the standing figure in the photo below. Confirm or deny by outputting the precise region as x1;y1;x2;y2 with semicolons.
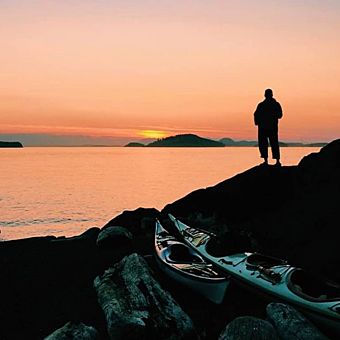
254;89;283;166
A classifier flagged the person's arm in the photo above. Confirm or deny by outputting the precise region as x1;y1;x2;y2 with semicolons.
254;104;260;125
277;102;283;119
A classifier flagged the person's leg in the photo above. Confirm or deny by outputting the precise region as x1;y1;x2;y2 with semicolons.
269;128;281;165
258;128;268;163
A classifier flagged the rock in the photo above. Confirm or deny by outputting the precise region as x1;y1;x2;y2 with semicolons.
103;207;159;236
44;322;99;340
163;141;340;282
103;207;160;254
266;303;328;340
0;227;130;339
94;253;196;340
218;316;278;340
96;226;133;248
299;139;340;171
52;227;100;243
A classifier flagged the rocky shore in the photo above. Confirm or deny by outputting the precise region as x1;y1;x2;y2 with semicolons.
1;139;339;339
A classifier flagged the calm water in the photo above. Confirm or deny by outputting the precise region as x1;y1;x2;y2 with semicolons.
0;147;319;240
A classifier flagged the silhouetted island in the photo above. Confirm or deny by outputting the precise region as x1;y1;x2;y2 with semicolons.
1;139;339;339
125;142;145;147
124;135;328;148
0;141;23;148
219;137;257;146
219;137;327;147
146;134;224;147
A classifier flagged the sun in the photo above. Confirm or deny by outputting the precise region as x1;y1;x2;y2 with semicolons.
138;130;168;139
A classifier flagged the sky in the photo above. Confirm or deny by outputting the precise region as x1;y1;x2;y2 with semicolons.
1;0;340;144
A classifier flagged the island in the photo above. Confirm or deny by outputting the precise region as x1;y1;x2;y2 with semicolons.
125;135;327;148
0;141;23;148
219;137;257;146
145;133;224;147
148;133;224;147
125;142;145;147
219;137;327;147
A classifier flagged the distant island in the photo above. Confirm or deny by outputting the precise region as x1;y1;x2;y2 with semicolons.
219;138;256;146
0;141;23;148
219;138;327;147
126;134;224;147
125;142;145;147
125;135;327;148
0;134;327;148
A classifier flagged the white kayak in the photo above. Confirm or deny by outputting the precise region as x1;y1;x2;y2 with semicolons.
168;214;340;333
154;219;229;304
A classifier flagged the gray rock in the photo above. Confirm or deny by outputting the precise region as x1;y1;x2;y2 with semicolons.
44;322;99;340
96;226;133;248
94;253;196;340
218;316;279;340
266;303;329;340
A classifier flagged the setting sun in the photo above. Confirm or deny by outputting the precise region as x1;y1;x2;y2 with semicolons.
138;130;168;139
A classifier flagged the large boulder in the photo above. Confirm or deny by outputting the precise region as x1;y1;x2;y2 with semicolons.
44;322;99;340
94;253;196;340
266;303;328;340
218;316;278;340
103;208;159;236
103;208;160;254
96;226;133;248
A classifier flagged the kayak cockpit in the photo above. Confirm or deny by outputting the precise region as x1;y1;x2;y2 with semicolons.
288;269;340;302
246;253;287;269
166;243;205;264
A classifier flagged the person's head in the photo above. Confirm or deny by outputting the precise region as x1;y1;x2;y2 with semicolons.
264;88;273;99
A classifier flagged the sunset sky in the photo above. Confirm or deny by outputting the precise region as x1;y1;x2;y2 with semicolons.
1;1;339;143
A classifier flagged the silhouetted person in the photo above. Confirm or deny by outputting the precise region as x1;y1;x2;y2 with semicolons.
254;89;283;166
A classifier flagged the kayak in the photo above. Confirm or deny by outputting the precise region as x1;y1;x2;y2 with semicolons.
168;214;340;333
154;219;229;304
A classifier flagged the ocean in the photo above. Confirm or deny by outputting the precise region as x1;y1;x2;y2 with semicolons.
0;146;319;240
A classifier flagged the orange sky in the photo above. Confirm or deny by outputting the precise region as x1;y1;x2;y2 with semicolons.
1;1;340;142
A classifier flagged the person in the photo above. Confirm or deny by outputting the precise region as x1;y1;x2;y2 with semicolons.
254;89;283;166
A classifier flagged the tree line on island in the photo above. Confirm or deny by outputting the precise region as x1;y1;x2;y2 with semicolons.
125;134;327;148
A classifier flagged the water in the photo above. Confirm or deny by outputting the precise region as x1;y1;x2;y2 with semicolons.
0;147;319;240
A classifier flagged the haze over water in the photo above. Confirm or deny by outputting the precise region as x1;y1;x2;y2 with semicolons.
0;147;319;241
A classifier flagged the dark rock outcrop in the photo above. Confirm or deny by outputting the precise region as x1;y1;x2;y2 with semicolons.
163;139;340;281
218;316;279;340
0;227;131;339
44;322;99;340
96;226;133;248
266;303;329;340
94;253;196;340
